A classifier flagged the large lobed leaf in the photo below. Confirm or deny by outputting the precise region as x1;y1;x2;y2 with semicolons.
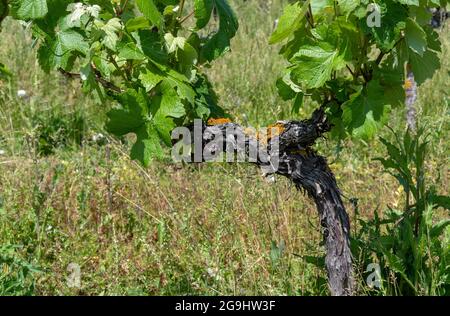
194;0;239;62
342;80;391;139
290;43;345;89
15;0;48;20
269;0;310;44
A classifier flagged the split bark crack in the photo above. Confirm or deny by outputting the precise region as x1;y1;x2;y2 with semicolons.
191;109;354;296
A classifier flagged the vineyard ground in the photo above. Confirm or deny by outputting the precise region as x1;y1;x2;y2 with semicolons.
0;0;448;295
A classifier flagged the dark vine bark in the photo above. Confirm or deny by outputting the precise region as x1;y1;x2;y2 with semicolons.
191;109;354;296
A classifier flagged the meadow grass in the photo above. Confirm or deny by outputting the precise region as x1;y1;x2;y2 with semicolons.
0;0;448;295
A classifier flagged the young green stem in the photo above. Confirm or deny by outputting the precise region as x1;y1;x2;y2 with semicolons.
346;65;355;77
179;0;186;18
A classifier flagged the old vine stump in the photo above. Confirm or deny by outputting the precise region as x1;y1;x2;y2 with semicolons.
188;109;354;296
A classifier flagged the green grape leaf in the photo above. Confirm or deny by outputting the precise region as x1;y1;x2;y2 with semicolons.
424;26;441;52
16;0;48;20
276;72;302;101
410;5;432;26
269;0;310;44
106;88;171;166
428;0;442;6
164;33;186;53
342;80;391;139
394;0;419;5
387;37;440;85
290;43;345;89
136;0;163;29
405;18;427;56
153;113;176;146
37;29;88;72
161;69;196;103
177;42;198;78
106;85;184;166
362;1;407;52
338;0;361;16
106;89;149;136
139;66;165;92
117;41;147;61
126;16;151;32
134;30;169;64
292;92;304;114
276;78;296;101
194;0;214;29
375;71;404;108
29;0;71;36
200;0;239;62
193;74;224;119
152;80;186;119
101;18;123;51
409;47;440;84
310;0;333;15
131;124;164;166
278;22;313;60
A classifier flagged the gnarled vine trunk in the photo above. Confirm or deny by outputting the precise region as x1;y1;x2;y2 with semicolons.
191;109;354;296
276;150;353;296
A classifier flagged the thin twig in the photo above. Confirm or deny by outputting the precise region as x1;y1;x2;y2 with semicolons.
346;65;356;78
376;37;404;65
308;2;315;27
58;67;123;93
179;0;185;18
180;11;195;24
117;0;129;16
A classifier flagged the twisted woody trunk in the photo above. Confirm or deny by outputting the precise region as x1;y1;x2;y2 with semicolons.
192;109;354;296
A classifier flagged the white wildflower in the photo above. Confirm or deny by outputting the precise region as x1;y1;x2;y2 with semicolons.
273;19;279;30
206;267;222;281
17;89;27;98
0;149;5;155
207;267;217;278
92;133;105;142
80;72;88;81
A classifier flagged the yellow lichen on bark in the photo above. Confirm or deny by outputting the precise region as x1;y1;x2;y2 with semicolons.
243;123;286;145
404;77;414;90
207;118;232;125
266;123;285;140
206;119;286;146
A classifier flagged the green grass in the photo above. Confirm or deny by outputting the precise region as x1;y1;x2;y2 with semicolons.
0;0;448;295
